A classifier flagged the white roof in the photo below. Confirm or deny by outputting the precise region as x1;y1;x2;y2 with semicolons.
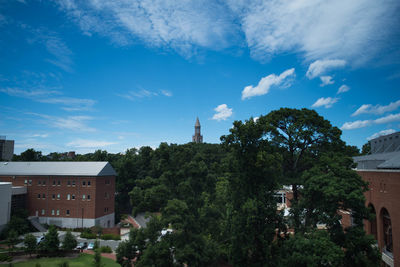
0;162;116;176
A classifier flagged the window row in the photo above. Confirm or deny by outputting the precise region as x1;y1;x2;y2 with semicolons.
36;193;91;200
27;180;92;186
41;209;70;216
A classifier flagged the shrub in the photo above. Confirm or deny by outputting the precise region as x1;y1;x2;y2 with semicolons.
0;253;12;262
80;232;97;239
58;262;69;267
101;234;120;241
100;246;112;253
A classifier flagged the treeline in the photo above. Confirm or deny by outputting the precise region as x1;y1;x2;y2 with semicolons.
12;108;379;266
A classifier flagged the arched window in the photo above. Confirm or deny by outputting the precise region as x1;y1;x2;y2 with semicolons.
381;208;393;253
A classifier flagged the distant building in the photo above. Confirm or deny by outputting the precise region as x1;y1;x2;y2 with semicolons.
0;161;116;229
192;117;203;143
0;136;14;161
352;132;400;267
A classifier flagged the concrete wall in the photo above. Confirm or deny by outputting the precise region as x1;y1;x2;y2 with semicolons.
38;213;115;229
0;182;12;232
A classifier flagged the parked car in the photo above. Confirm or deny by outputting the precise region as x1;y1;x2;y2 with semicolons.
87;242;95;250
76;242;87;250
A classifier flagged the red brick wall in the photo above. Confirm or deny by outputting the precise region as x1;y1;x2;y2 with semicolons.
0;175;115;221
358;170;400;266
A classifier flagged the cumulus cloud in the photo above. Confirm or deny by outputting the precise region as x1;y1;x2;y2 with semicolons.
367;129;396;140
241;68;295;100
352;100;400;116
337;85;350;94
212;104;233;121
67;139;116;148
341;113;400;130
320;76;334;87
311;97;338;108
306;59;346;79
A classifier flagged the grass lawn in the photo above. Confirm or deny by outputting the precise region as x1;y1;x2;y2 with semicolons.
0;253;120;267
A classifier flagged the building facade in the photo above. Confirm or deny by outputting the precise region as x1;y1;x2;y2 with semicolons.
192;117;203;143
0;136;14;161
0;162;116;229
353;132;400;267
0;182;12;232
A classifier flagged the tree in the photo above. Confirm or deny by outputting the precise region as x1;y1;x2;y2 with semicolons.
24;233;37;257
7;230;19;252
221;118;283;266
13;148;42;161
93;240;103;267
41;225;59;253
277;230;344;267
62;230;77;251
361;142;371;155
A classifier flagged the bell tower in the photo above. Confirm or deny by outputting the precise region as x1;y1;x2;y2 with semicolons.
192;117;203;143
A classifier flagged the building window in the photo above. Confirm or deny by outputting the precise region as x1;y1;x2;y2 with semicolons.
38;180;41;185
43;180;46;185
67;194;70;200
51;210;55;215
57;194;60;200
24;180;28;185
72;194;75;200
72;180;76;186
104;207;109;213
105;179;110;185
53;180;56;186
42;194;46;199
66;210;70;216
37;194;41;199
82;194;86;200
57;180;61;186
28;180;32;185
41;209;45;215
87;194;91;200
67;180;71;186
56;210;59;216
52;194;55;200
104;192;109;199
87;181;91;186
82;181;86;186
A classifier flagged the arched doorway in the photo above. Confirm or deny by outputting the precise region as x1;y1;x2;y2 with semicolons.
381;208;393;254
368;204;377;240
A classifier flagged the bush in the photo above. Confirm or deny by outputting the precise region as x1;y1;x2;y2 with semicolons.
101;234;120;241
80;232;97;239
100;246;112;253
0;253;12;262
58;262;69;267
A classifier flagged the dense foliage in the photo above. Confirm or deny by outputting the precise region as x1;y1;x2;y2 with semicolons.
13;108;379;266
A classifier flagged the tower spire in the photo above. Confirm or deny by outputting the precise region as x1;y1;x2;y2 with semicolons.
192;117;203;143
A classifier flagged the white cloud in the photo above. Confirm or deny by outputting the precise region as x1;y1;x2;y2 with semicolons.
320;76;334;87
56;1;400;64
341;113;400;130
311;97;338;108
241;68;295;100
337;85;350;94
229;1;399;64
161;90;172;97
118;89;173;100
28;113;96;132
32;134;49;138
67;139;116;148
0;87;95;111
306;59;346;79
367;129;396;140
253;117;259;122
56;0;238;58
352;100;400;116
212;104;233;121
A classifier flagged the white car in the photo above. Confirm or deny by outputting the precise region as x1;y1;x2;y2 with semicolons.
87;242;95;250
36;236;45;244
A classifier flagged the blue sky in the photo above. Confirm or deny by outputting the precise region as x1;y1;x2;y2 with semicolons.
1;0;399;155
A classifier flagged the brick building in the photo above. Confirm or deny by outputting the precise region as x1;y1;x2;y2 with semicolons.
353;133;400;267
0;161;116;229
